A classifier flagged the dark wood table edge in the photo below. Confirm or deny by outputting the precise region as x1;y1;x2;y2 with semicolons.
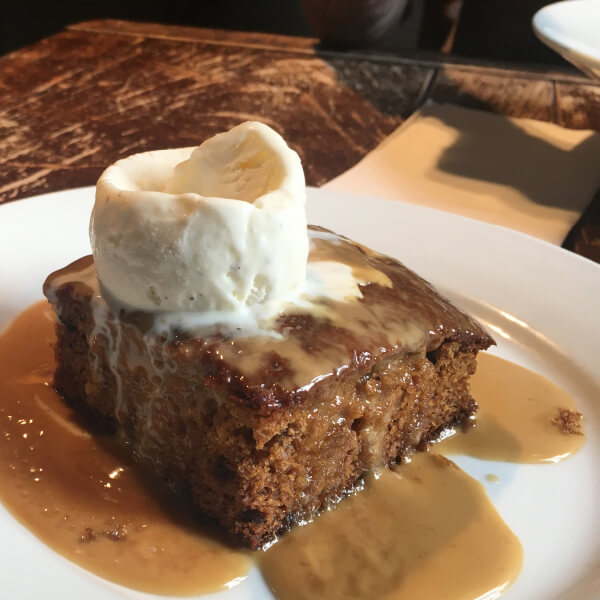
68;20;600;87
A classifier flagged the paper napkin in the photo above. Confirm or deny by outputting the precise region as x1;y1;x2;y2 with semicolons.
324;104;600;244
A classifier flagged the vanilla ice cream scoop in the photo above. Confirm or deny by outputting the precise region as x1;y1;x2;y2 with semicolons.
90;122;308;314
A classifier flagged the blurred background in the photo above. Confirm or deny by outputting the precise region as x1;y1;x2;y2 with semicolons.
0;0;571;67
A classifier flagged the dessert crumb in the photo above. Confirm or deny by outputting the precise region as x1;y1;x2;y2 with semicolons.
551;408;583;435
80;527;97;543
462;414;477;431
103;522;128;542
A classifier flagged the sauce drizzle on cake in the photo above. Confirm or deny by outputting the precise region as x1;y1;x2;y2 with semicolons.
43;229;493;548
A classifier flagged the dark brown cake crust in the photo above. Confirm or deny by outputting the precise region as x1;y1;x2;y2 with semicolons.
44;228;493;548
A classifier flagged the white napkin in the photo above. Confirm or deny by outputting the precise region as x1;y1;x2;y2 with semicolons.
324;104;600;244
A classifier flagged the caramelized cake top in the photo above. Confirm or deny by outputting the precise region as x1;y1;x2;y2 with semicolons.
44;227;494;412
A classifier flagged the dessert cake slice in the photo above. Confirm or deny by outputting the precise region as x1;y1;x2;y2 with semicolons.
44;226;493;549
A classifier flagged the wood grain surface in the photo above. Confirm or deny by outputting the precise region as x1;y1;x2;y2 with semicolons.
0;26;428;200
563;189;600;264
0;20;598;261
429;67;555;121
556;82;600;130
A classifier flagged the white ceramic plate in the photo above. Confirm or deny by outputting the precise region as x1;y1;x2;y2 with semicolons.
533;0;600;80
0;187;599;600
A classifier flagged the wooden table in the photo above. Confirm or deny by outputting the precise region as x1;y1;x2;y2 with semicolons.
1;20;598;262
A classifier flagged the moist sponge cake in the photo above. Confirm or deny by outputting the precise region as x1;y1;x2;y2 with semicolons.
44;227;494;549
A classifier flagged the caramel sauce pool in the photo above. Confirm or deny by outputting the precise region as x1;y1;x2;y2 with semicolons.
435;352;585;463
0;302;250;595
259;454;522;600
0;302;586;598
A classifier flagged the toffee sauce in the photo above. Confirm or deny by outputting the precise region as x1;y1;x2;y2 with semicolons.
0;302;250;596
259;453;522;600
0;302;586;598
435;352;585;463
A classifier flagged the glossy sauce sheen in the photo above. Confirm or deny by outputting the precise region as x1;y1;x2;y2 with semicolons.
435;352;585;463
186;227;490;393
0;303;250;595
0;303;585;598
